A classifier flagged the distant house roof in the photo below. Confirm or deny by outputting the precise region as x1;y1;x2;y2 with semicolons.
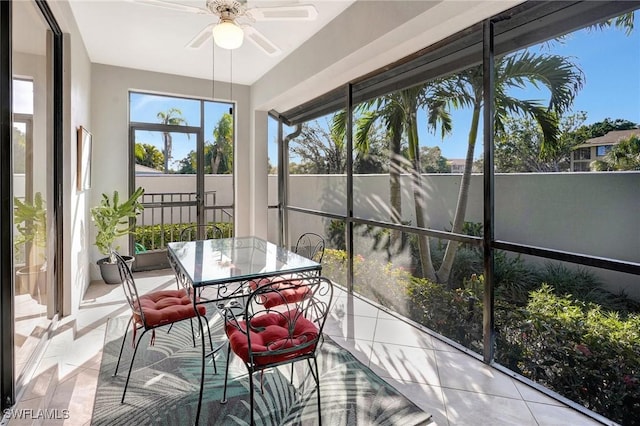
577;128;640;148
135;163;163;174
448;159;466;166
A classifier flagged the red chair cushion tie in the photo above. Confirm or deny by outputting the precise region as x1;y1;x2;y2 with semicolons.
226;310;319;366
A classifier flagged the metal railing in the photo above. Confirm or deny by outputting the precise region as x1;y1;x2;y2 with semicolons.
135;191;233;252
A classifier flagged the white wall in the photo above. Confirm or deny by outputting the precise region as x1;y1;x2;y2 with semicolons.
48;1;93;315
132;172;639;299
89;64;252;280
283;172;640;299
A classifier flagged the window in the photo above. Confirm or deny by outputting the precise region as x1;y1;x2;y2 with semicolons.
277;2;640;424
129;92;234;258
596;145;612;156
573;147;591;160
573;161;591;172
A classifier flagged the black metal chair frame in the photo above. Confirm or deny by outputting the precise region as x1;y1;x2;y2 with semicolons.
221;276;333;426
294;232;326;264
112;251;215;405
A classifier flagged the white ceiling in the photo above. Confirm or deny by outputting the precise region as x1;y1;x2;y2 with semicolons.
68;0;356;86
64;0;523;111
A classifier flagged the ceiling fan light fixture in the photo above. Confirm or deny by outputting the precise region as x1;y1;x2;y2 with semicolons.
212;19;243;50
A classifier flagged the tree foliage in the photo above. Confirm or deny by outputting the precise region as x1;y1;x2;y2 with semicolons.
289;120;346;174
176;113;233;174
12;125;26;173
495;113;587;173
569;117;638;143
432;50;584;284
418;146;450;173
156;108;187;172
591;134;640;171
210;113;234;174
134;143;164;170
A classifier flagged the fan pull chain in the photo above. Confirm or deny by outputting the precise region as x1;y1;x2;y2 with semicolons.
211;40;215;101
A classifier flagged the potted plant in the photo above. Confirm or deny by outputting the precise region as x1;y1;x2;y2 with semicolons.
91;187;144;284
14;192;47;300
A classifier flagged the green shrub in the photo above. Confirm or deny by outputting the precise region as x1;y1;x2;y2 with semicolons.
407;276;483;351
496;284;640;425
134;222;233;251
536;262;639;313
322;248;413;313
493;252;538;305
325;245;640;423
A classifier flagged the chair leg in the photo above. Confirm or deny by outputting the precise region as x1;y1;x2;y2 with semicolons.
121;328;149;403
114;316;133;377
221;342;232;403
189;318;196;347
201;317;218;374
249;370;255;426
312;357;322;426
195;311;206;426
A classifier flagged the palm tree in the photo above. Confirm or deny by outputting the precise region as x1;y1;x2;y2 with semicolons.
591;134;640;171
134;143;164;170
156;108;187;172
210;113;234;174
332;84;451;273
435;51;583;284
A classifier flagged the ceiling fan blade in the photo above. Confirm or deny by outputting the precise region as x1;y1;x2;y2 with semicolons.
243;26;281;56
248;5;318;21
131;0;211;15
187;23;215;49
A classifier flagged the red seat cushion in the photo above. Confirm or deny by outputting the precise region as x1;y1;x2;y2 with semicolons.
248;278;312;309
134;289;206;328
226;310;319;366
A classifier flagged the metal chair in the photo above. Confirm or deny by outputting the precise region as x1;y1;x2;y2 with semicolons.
112;251;214;403
180;223;224;242
172;223;225;294
221;276;333;426
294;232;325;264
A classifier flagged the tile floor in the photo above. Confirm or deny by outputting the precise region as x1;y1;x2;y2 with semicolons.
4;269;609;425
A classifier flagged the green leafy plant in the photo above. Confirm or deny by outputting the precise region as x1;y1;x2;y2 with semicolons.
14;192;47;265
134;221;233;251
91;187;144;263
14;192;47;249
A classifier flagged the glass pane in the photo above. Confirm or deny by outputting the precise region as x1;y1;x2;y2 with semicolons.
12;0;54;390
285;209;338;278
495;258;640;425
267;114;279;242
204;100;234;234
494;9;639;274
134;129;198;251
352;227;484;355
288;112;347;215
129;92;200;125
493;8;640;426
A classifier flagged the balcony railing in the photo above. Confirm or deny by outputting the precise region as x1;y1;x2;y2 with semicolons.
135;191;233;252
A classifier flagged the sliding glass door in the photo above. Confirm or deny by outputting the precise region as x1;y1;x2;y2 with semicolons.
4;0;62;407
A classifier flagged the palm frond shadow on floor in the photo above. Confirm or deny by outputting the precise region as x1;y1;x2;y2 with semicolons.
92;315;432;426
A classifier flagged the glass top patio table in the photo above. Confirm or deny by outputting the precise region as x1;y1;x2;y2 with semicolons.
166;236;322;290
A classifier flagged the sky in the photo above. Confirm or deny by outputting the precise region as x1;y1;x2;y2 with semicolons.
130;12;640;167
130;93;231;171
272;13;640;163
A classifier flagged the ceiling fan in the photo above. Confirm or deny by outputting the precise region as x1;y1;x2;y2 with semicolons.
133;0;318;56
